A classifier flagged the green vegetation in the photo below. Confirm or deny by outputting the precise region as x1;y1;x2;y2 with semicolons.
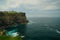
0;36;22;40
0;11;28;40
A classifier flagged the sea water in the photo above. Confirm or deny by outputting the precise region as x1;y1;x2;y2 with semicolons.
5;17;60;40
25;17;60;40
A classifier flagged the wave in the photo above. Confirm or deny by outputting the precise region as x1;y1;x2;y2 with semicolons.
56;29;60;33
49;28;60;34
28;20;36;24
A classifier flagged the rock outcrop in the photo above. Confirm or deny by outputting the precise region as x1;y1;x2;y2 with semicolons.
0;11;28;27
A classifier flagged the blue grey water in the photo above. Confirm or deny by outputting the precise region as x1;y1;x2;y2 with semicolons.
5;17;60;40
25;17;60;40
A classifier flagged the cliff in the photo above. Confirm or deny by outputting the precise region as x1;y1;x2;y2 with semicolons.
0;11;28;27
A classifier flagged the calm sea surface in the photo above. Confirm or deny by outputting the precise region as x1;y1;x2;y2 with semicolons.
25;17;60;40
5;17;60;40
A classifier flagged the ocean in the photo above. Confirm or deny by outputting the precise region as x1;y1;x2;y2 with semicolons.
25;17;60;40
5;17;60;40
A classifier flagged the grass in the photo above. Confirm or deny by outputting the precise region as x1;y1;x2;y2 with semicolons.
0;36;22;40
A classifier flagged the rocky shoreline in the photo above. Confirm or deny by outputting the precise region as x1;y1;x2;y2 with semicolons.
0;11;29;36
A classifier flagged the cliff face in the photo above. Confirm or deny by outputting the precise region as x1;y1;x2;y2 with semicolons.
0;11;28;27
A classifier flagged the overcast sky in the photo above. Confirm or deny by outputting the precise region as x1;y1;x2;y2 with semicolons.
0;0;60;17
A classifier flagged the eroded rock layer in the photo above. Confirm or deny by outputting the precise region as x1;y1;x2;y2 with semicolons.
0;11;28;27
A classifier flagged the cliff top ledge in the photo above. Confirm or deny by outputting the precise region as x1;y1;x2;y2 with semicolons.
0;11;29;28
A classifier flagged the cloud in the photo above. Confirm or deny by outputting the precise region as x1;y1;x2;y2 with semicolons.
0;0;39;11
19;0;60;10
0;0;22;10
43;4;57;10
0;0;60;11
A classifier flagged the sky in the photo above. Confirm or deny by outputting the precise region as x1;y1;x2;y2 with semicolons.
0;0;60;17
